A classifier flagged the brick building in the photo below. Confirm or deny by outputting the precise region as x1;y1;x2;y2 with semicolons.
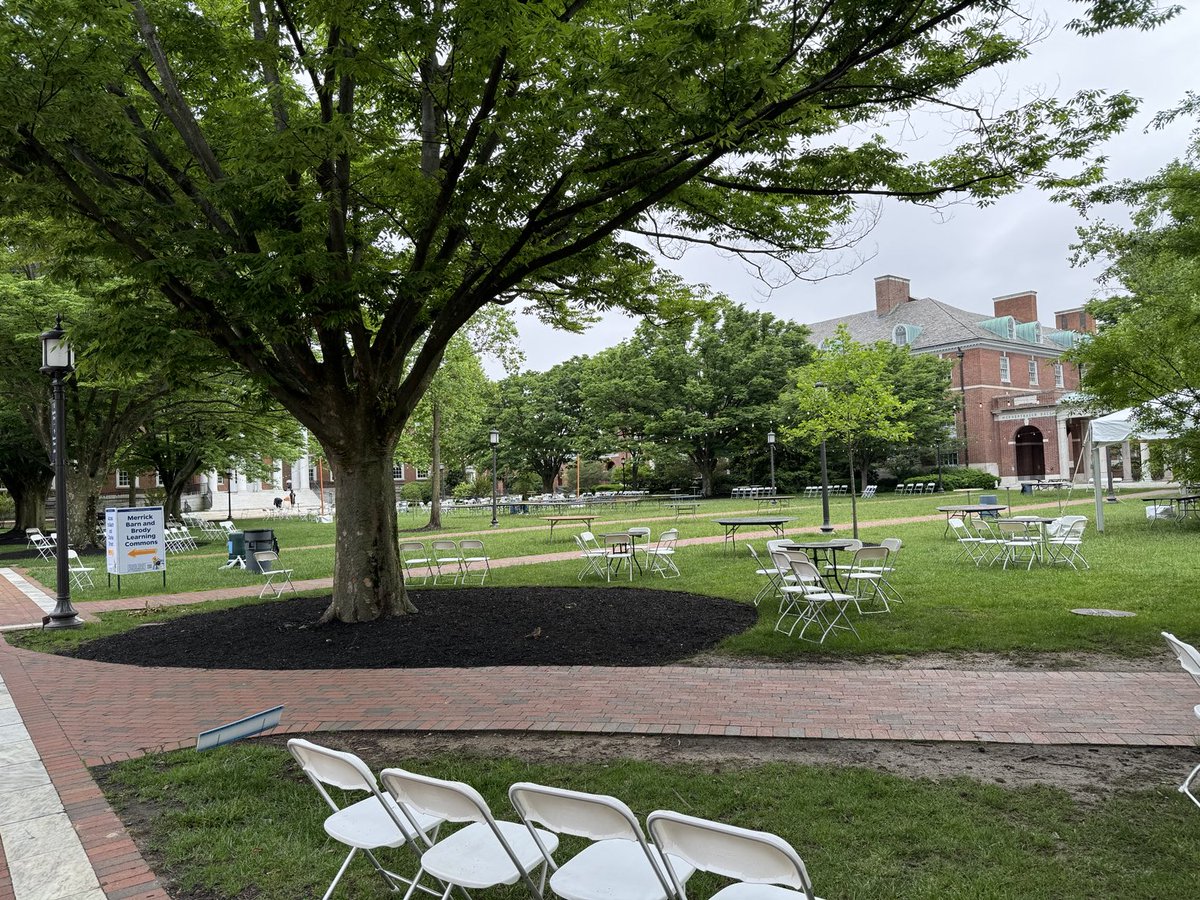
806;275;1098;485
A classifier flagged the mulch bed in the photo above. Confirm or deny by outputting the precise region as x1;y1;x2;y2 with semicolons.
66;587;757;669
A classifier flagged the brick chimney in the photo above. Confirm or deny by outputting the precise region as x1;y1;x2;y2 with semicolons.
993;290;1038;323
874;275;910;317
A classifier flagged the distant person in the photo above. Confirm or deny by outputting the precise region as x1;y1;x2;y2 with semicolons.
288;489;296;507
273;497;283;510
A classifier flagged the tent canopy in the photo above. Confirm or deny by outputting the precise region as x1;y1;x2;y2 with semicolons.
1087;406;1175;446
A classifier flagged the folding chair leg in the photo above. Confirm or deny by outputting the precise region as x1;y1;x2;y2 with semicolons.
323;847;362;900
1181;760;1200;810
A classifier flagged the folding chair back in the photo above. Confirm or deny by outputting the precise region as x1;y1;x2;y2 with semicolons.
647;529;680;578
1162;632;1200;688
289;737;377;794
647;810;816;900
399;540;433;584
430;540;462;584
380;767;558;898
458;539;490;583
67;549;95;589
509;782;684;900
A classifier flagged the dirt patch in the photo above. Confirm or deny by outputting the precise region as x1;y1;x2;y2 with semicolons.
687;650;1177;672
264;730;1199;804
64;588;756;669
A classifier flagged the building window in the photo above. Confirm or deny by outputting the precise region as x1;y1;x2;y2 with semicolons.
415;467;430;480
393;464;405;480
154;471;163;487
941;451;960;466
999;354;1010;383
116;470;130;488
1054;362;1065;388
1028;358;1038;386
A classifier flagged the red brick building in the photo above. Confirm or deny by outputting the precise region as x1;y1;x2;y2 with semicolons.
806;276;1096;485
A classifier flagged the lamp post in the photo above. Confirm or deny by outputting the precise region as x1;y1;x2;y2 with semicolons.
935;439;944;492
956;347;969;466
814;383;833;533
489;428;499;527
40;316;82;629
766;430;776;493
226;471;233;520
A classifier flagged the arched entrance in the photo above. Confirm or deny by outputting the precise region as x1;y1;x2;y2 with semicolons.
1014;425;1046;479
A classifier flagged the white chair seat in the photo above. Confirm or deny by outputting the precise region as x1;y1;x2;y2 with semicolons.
421;820;557;889
324;794;441;849
549;840;695;900
712;884;825;900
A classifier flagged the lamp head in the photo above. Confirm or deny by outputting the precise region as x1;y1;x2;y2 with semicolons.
40;314;75;373
489;428;500;446
955;347;965;360
767;430;775;445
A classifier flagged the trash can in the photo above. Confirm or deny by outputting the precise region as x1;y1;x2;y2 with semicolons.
1020;482;1035;495
227;531;245;564
243;528;276;573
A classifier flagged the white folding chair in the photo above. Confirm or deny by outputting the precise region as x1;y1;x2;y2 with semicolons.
603;532;637;581
287;739;446;900
948;517;993;566
647;809;821;900
508;782;692;900
379;767;557;900
646;529;680;578
67;549;95;590
1162;632;1200;810
575;534;608;580
31;532;56;561
254;550;296;598
430;540;463;585
842;545;891;614
774;558;859;644
458;539;491;584
748;545;789;606
1046;515;1089;569
996;519;1040;570
400;541;435;585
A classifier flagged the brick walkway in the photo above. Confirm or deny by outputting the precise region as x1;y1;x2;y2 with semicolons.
0;492;1194;899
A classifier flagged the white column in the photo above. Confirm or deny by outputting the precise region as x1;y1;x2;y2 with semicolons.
1056;414;1071;479
1140;442;1152;481
290;458;306;492
273;460;285;490
1120;440;1132;481
206;470;220;495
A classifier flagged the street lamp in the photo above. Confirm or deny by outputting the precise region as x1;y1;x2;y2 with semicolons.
489;428;499;527
814;383;833;533
935;439;944;492
39;316;82;629
767;430;776;494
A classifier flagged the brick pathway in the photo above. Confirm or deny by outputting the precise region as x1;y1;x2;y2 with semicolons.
0;490;1193;899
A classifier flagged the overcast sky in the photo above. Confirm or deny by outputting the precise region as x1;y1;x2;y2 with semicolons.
493;6;1198;376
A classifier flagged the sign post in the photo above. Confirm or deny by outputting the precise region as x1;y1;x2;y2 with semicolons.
105;506;167;591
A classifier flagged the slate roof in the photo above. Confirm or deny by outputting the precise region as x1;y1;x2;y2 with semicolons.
805;296;1067;354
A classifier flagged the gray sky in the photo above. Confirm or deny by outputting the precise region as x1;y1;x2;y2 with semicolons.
499;7;1198;376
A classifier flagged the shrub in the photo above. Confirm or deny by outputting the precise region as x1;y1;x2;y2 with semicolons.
937;467;1000;490
400;480;432;503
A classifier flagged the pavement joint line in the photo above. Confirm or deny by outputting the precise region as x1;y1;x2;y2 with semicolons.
0;571;54;617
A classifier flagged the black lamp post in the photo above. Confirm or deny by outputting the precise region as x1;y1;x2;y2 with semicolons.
226;471;233;520
40;316;82;629
956;347;969;466
935;439;944;492
489;428;499;527
814;383;833;533
767;430;776;494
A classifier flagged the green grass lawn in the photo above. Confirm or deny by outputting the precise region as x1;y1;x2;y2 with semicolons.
97;741;1200;900
11;486;1199;659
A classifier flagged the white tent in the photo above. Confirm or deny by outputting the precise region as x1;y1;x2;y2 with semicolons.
1084;404;1177;532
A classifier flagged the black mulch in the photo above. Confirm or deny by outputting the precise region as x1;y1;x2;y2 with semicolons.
66;587;757;670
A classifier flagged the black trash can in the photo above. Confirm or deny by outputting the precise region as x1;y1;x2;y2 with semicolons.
243;528;277;573
1020;482;1035;495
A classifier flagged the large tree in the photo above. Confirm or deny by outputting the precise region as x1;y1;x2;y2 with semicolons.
0;1;1161;621
590;302;812;496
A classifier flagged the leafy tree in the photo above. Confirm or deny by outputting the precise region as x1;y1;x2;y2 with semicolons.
0;1;1160;621
1068;143;1200;483
491;359;590;494
0;407;52;540
590;302;811;496
784;325;916;536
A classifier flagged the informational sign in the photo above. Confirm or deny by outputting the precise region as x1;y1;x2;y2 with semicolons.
105;506;167;575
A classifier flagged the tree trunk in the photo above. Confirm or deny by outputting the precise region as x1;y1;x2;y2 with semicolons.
66;470;106;551
426;400;443;529
0;469;51;541
541;471;556;493
320;449;415;623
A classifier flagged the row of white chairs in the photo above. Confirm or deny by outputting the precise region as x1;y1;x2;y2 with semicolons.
26;527;57;560
289;737;823;900
400;539;490;585
164;522;198;553
949;515;1089;570
896;481;939;494
575;529;680;581
27;529;96;588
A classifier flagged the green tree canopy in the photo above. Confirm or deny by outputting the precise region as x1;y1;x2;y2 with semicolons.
0;0;1163;621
